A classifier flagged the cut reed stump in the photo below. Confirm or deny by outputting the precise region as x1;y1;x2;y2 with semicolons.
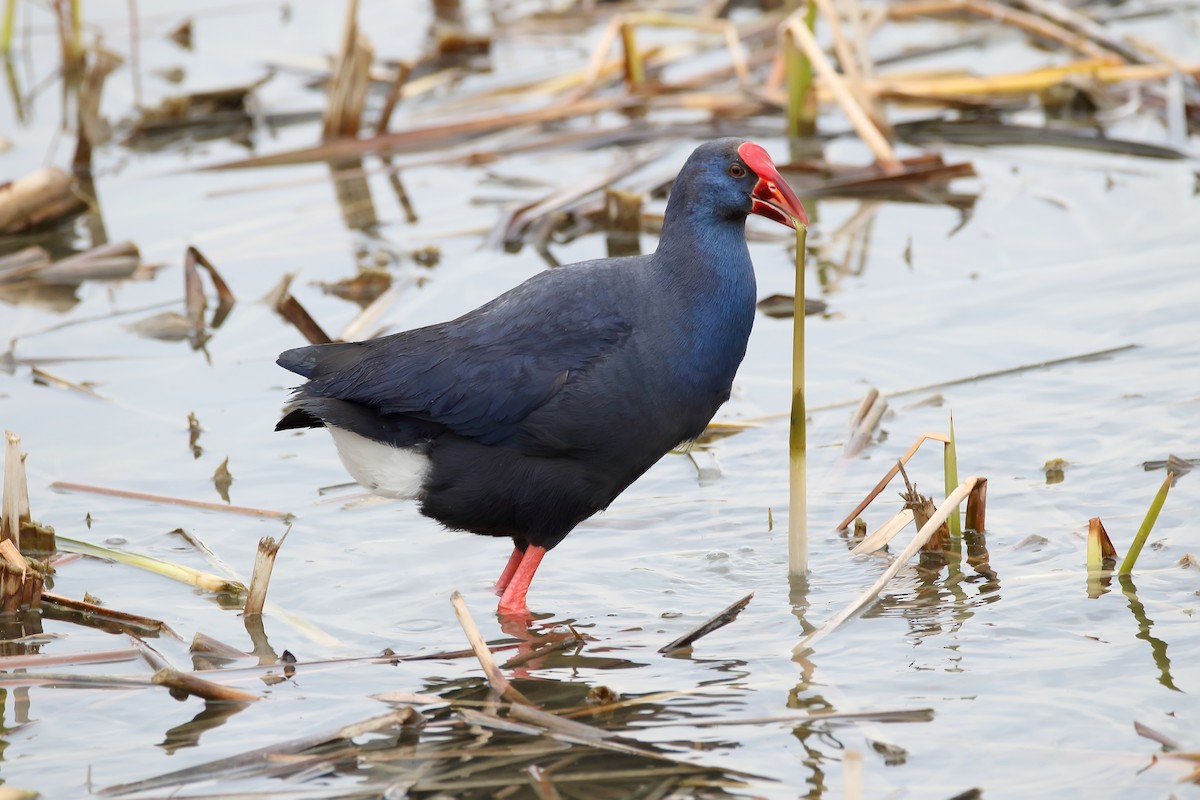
1;432;51;611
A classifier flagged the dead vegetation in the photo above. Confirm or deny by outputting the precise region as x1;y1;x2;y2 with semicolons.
1;0;1199;795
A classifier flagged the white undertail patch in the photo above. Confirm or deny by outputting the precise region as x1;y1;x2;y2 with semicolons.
327;426;431;500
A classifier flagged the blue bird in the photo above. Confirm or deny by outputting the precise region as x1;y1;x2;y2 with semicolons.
276;138;807;615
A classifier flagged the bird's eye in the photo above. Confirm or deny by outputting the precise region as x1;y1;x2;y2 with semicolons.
729;163;745;178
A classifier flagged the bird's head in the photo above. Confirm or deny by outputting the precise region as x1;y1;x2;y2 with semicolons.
677;138;809;230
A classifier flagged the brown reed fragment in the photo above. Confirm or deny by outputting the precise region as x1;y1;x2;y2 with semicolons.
73;45;124;173
191;631;250;660
0;167;86;235
844;388;887;457
528;764;563;800
185;246;236;330
0;648;139;670
896;462;950;555
41;591;181;639
244;528;290;617
886;0;1118;61
376;60;412;134
834;432;951;532
449;591;534;706
49;481;292;520
151;667;260;703
276;294;333;345
0;540;44;612
658;593;753;653
965;477;987;532
322;0;373;139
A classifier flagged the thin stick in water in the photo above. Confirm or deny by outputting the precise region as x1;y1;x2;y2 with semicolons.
449;591;533;706
789;224;809;575
658;593;753;653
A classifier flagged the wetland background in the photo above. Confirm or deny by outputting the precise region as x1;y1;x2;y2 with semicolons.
1;0;1199;797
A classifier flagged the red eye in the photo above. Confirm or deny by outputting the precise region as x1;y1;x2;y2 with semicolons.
729;163;745;178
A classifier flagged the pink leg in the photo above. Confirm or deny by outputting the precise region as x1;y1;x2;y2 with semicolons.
498;545;547;616
494;546;524;594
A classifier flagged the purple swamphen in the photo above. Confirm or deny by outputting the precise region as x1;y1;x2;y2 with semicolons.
276;138;807;615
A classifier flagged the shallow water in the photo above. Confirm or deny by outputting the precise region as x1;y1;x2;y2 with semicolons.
2;1;1200;797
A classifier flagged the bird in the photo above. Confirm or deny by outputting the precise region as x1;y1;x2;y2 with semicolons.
275;138;807;616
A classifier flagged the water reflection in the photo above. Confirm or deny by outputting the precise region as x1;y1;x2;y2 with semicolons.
863;529;1002;646
1118;575;1179;692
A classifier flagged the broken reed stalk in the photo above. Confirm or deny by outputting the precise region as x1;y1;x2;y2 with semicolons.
1086;516;1117;571
785;12;899;171
795;476;980;655
2;430;28;548
50;481;291;519
658;593;753;653
449;591;533;706
322;0;373;139
151;667;259;703
57;535;246;593
944;413;961;537
244;528;289;617
789;224;809;576
964;477;987;532
834;431;950;532
1117;472;1174;575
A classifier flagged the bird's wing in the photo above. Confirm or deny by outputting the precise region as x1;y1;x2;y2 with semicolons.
280;266;634;444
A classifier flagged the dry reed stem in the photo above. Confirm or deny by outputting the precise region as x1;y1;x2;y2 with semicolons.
785;14;899;171
276;293;333;344
811;0;881;130
965;477;987;532
1;431;28;546
849;508;915;555
50;480;291;519
844;389;887;457
449;591;533;706
0;539;42;611
31;367;107;399
244;529;289;617
151;667;260;703
872;60;1200;98
845;749;864;800
796;476;981;655
834;432;951;532
1009;0;1148;63
0;167;86;235
528;764;563;800
322;0;373;139
376;60;411;134
658;593;753;653
886;0;1117;61
42;591;181;639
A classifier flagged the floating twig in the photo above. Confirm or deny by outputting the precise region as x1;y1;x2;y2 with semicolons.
50;481;292;520
658;593;753;653
151;667;260;703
